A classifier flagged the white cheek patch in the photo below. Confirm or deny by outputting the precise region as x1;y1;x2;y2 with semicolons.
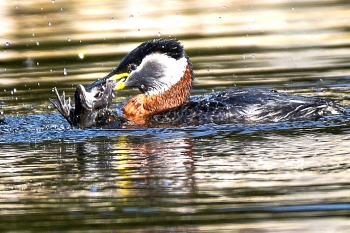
135;53;187;95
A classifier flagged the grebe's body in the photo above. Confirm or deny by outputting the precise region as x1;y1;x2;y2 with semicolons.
148;89;343;126
50;38;346;129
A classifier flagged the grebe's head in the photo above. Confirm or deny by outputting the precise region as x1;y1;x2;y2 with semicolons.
109;38;194;96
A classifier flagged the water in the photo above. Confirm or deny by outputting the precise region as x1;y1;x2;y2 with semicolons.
1;0;350;232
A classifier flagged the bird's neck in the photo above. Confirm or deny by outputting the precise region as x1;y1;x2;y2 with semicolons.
121;64;193;125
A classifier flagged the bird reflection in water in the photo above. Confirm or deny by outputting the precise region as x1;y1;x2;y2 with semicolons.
73;135;197;196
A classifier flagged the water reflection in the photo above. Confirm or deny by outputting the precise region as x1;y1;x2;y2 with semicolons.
0;134;196;198
74;135;196;196
2;0;350;231
1;124;350;231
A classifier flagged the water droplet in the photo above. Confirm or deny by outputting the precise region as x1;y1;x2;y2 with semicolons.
242;54;246;60
36;41;40;46
48;22;52;26
157;32;161;37
11;90;13;95
41;7;44;10
51;88;55;92
67;38;71;42
110;17;114;21
223;6;226;9
78;52;84;59
3;89;6;92
251;54;256;59
5;42;10;47
32;33;35;37
292;7;295;10
138;29;140;31
60;7;63;11
219;16;222;19
50;69;52;72
37;83;40;86
63;68;67;75
129;14;133;18
13;88;17;93
36;62;39;66
52;0;55;3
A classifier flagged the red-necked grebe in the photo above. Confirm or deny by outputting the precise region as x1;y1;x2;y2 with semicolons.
50;38;346;128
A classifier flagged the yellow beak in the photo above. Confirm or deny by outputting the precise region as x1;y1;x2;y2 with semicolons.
108;73;129;91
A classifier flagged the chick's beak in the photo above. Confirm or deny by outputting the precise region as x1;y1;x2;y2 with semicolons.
108;72;129;91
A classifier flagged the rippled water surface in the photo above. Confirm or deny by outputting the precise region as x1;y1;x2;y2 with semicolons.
1;0;350;232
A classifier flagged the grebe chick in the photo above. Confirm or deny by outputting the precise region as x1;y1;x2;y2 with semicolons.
50;38;346;128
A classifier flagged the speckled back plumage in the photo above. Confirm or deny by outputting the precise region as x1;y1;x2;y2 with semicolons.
149;89;346;125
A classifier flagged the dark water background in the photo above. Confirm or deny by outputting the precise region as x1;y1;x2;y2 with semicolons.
1;0;350;232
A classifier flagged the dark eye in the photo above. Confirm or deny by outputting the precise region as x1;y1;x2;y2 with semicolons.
128;63;137;73
139;84;148;93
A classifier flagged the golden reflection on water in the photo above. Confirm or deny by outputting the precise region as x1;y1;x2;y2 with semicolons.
1;1;350;232
1;0;350;115
2;0;350;66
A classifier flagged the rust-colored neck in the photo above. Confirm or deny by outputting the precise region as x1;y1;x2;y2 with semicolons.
121;64;193;125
